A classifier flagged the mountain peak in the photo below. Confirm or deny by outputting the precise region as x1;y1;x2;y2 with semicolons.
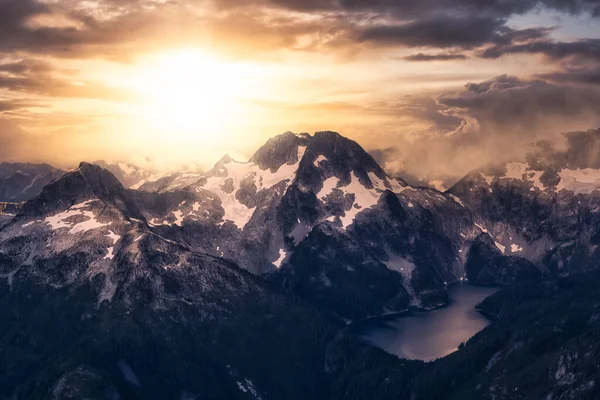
21;162;127;217
78;161;99;171
216;154;234;166
75;162;124;190
250;131;310;171
313;130;343;140
293;130;387;189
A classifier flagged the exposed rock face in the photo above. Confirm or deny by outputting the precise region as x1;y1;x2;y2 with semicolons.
3;130;600;399
0;161;394;400
465;233;541;285
447;153;600;283
0;162;64;202
407;272;600;400
120;131;477;316
7;131;600;321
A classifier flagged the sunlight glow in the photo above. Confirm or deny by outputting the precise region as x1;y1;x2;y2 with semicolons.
134;50;245;137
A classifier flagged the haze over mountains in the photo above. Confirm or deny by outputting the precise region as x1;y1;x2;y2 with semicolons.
2;130;600;398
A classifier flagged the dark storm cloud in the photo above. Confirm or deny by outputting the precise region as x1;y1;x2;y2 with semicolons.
0;0;597;74
215;0;339;12
526;128;600;171
0;0;184;57
367;74;600;188
369;146;397;166
218;0;600;18
354;18;557;52
481;38;600;61
0;0;596;59
0;0;48;26
0;0;348;59
401;97;464;132
539;66;600;85
0;0;85;53
355;16;507;49
402;53;467;61
439;75;600;133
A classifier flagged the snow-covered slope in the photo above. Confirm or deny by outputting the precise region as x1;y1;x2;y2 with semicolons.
448;148;600;280
129;131;477;316
6;130;600;320
477;161;600;195
0;161;389;400
92;160;168;190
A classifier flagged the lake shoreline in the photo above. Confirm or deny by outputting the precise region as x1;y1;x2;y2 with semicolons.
351;283;500;361
348;282;502;328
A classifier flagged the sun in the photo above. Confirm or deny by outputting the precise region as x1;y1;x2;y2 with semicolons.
134;50;243;136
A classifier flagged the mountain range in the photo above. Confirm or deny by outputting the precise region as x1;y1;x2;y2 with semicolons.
1;129;600;399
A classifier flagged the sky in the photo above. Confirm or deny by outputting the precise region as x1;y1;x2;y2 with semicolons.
1;0;600;187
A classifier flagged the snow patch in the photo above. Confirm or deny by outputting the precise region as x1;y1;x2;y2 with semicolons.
503;162;528;180
448;194;465;207
313;155;327;167
130;172;165;189
474;222;489;234
388;177;409;193
272;248;287;268
118;162;136;176
494;241;506;254
44;200;110;234
338;172;382;228
556;168;600;194
172;210;184;227
319;172;386;228
318;177;340;199
367;172;387;191
384;256;418;305
511;243;523;253
236;379;262;399
480;172;494;185
200;145;307;229
104;231;121;260
148;218;169;227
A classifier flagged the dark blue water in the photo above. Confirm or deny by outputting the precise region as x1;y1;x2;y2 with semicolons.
353;284;498;361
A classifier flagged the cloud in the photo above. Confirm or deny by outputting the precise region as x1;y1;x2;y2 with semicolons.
368;75;600;188
539;66;600;85
481;38;600;62
0;56;141;103
402;53;467;61
438;75;600;134
0;119;36;161
526;128;600;171
0;99;42;113
0;0;595;60
0;0;599;187
355;16;508;49
339;0;600;20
